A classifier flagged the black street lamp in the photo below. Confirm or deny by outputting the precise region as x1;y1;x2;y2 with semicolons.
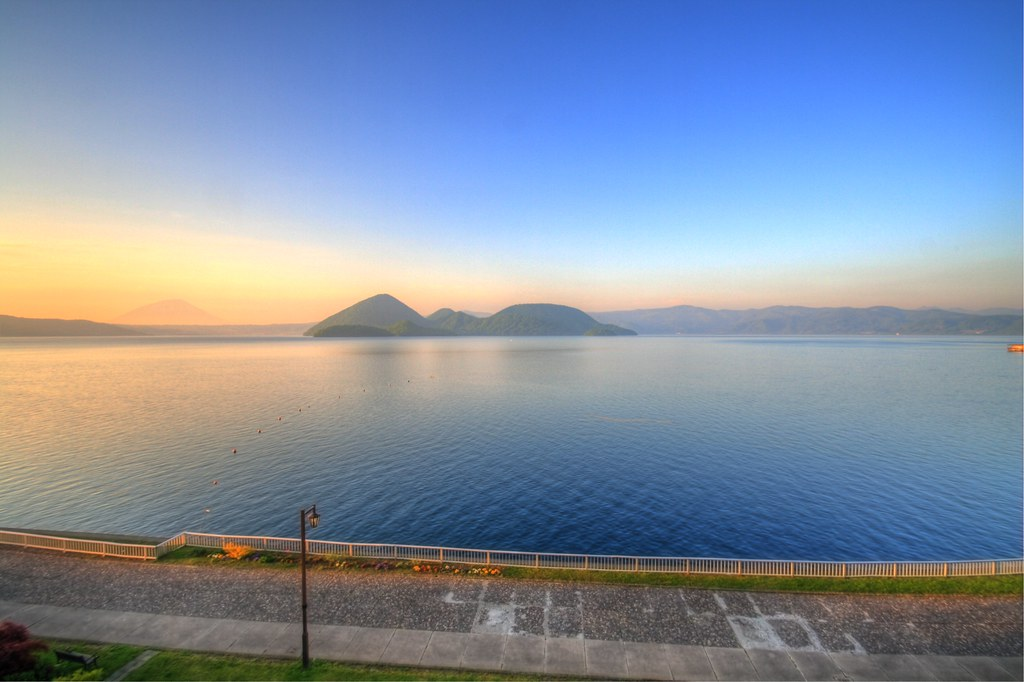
299;504;320;668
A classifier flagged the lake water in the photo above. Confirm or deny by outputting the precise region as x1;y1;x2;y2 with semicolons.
1;335;1020;561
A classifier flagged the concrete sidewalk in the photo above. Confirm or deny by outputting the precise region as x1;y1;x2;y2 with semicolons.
3;599;1020;681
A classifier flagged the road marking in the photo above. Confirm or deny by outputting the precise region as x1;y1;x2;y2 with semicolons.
713;593;866;654
442;585;582;637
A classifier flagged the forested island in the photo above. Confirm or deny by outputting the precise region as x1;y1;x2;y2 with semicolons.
305;294;637;337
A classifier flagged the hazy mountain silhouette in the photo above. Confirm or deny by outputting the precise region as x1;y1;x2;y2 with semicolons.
948;307;1024;316
9;297;1020;338
114;299;223;325
594;304;1023;335
0;315;139;337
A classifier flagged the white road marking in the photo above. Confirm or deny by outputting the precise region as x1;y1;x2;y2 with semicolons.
713;592;866;654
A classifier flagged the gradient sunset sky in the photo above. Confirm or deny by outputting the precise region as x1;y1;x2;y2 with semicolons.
2;0;1021;324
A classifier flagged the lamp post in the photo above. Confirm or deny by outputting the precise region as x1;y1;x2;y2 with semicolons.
299;504;320;669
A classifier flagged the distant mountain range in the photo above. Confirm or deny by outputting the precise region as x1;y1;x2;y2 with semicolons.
593;305;1023;336
948;307;1024;316
0;315;312;337
3;298;1021;337
125;323;311;336
0;315;138;337
306;294;637;337
113;299;224;325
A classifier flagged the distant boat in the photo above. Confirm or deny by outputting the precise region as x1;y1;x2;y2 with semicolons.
1008;344;1024;352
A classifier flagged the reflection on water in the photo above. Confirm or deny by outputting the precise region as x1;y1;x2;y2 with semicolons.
1;335;1020;560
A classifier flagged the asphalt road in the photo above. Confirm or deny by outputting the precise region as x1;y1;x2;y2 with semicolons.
0;547;1019;657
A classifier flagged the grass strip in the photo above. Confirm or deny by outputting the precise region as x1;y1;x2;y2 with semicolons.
123;650;543;681
35;640;147;681
158;547;1023;595
500;566;1023;595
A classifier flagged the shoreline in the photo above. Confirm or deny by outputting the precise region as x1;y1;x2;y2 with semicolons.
2;528;1021;596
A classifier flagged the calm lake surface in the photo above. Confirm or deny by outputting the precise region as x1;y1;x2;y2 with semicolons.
1;336;1021;561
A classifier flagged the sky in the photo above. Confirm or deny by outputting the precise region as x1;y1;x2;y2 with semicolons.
1;0;1021;324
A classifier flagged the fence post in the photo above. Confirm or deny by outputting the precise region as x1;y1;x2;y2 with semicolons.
943;562;948;577
535;554;539;568
439;548;444;563
635;558;639;573
685;559;690;575
790;562;795;577
737;561;742;576
992;561;997;576
892;563;898;577
486;551;490;566
584;555;589;571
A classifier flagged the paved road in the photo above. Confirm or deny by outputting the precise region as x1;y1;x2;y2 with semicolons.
1;547;1019;659
4;599;1022;681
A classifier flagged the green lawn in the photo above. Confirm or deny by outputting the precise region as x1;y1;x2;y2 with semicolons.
28;640;147;681
158;546;1023;595
30;642;538;682
499;566;1023;595
123;650;541;681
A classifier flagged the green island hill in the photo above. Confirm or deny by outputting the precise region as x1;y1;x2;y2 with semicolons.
305;294;637;337
312;324;397;337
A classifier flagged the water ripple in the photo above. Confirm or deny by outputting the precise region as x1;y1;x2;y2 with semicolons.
0;336;1020;560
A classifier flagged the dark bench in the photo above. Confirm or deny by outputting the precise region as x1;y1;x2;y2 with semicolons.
55;650;97;668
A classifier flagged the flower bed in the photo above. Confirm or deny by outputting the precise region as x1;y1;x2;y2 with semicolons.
202;547;502;576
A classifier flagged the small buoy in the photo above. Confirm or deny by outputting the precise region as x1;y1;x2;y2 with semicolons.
257;429;262;434
203;508;211;513
212;480;219;486
278;416;282;421
232;448;237;454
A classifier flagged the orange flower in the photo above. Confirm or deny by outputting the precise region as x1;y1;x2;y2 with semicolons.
223;542;253;560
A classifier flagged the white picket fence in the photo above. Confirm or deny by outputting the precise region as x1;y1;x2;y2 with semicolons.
2;528;1021;578
0;530;158;560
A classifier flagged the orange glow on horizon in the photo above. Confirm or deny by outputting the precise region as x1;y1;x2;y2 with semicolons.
2;202;1020;325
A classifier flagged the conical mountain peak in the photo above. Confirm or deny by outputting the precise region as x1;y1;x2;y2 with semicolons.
304;294;428;336
114;299;223;325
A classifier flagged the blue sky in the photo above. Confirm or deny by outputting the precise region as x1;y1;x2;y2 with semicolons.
1;0;1020;322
